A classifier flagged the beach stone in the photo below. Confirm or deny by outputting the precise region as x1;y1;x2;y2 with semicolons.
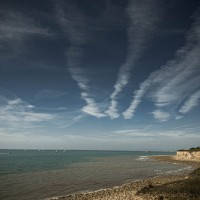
158;195;164;200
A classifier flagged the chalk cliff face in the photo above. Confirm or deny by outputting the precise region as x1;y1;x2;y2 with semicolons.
175;151;200;161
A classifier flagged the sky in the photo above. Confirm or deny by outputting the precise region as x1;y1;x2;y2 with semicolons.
0;0;200;151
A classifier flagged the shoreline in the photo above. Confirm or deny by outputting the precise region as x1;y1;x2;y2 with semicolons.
150;155;200;168
45;155;200;200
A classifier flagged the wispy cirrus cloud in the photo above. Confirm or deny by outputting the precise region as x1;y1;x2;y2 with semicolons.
81;92;106;118
0;96;56;128
123;78;153;119
0;9;52;58
106;0;161;119
58;112;86;129
152;110;171;122
35;89;67;99
112;124;200;139
56;1;106;118
55;1;88;46
66;47;88;91
123;9;200;121
0;10;51;40
179;89;200;114
66;45;106;119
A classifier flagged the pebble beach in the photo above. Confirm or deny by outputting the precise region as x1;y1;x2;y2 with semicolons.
45;155;200;200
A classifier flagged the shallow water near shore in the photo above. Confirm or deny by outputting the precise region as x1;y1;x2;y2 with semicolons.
0;150;193;200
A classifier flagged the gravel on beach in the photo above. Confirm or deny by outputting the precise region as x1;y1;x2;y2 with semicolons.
45;156;200;200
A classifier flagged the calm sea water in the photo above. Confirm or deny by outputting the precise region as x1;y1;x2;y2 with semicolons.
0;150;193;200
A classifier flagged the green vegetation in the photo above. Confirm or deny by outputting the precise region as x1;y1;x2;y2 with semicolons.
178;147;200;152
137;168;200;200
189;147;200;152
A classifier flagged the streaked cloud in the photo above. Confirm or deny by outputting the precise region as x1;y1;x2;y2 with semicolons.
151;13;200;109
58;112;86;129
1;122;199;150
0;10;50;40
123;9;200;121
123;78;153;119
67;49;107;118
0;9;52;58
179;89;200;114
0;130;119;150
1;0;200;151
66;47;88;90
152;110;171;122
66;47;106;119
35;89;67;99
55;1;88;46
56;2;106;118
175;115;184;120
105;100;119;119
171;123;200;130
112;125;200;139
81;92;107;118
0;97;56;128
106;0;161;119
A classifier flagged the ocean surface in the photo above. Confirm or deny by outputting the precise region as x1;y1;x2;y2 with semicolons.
0;150;193;200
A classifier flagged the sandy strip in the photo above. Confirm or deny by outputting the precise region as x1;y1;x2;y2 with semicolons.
45;156;200;200
150;155;200;167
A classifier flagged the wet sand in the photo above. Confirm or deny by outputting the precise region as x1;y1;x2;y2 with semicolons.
150;155;200;167
45;155;200;200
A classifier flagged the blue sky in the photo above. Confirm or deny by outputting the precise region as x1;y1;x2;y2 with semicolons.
0;0;200;150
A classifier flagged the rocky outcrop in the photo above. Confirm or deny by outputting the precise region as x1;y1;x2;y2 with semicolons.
175;150;200;161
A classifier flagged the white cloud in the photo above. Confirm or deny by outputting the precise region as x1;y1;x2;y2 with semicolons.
0;10;51;40
0;9;52;58
66;47;88;91
123;78;152;119
152;110;171;122
66;47;106;118
55;1;88;46
81;93;107;118
56;3;106;119
151;13;200;109
112;128;157;138
35;89;67;99
58;113;86;128
0;131;119;150
113;125;200;139
1;124;199;150
175;115;183;120
105;100;120;119
123;10;200;120
179;90;200;114
0;97;56;128
106;0;161;119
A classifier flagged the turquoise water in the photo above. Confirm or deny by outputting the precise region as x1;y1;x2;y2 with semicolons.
0;150;175;176
0;150;193;200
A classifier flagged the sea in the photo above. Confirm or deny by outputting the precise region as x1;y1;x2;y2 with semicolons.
0;149;193;200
